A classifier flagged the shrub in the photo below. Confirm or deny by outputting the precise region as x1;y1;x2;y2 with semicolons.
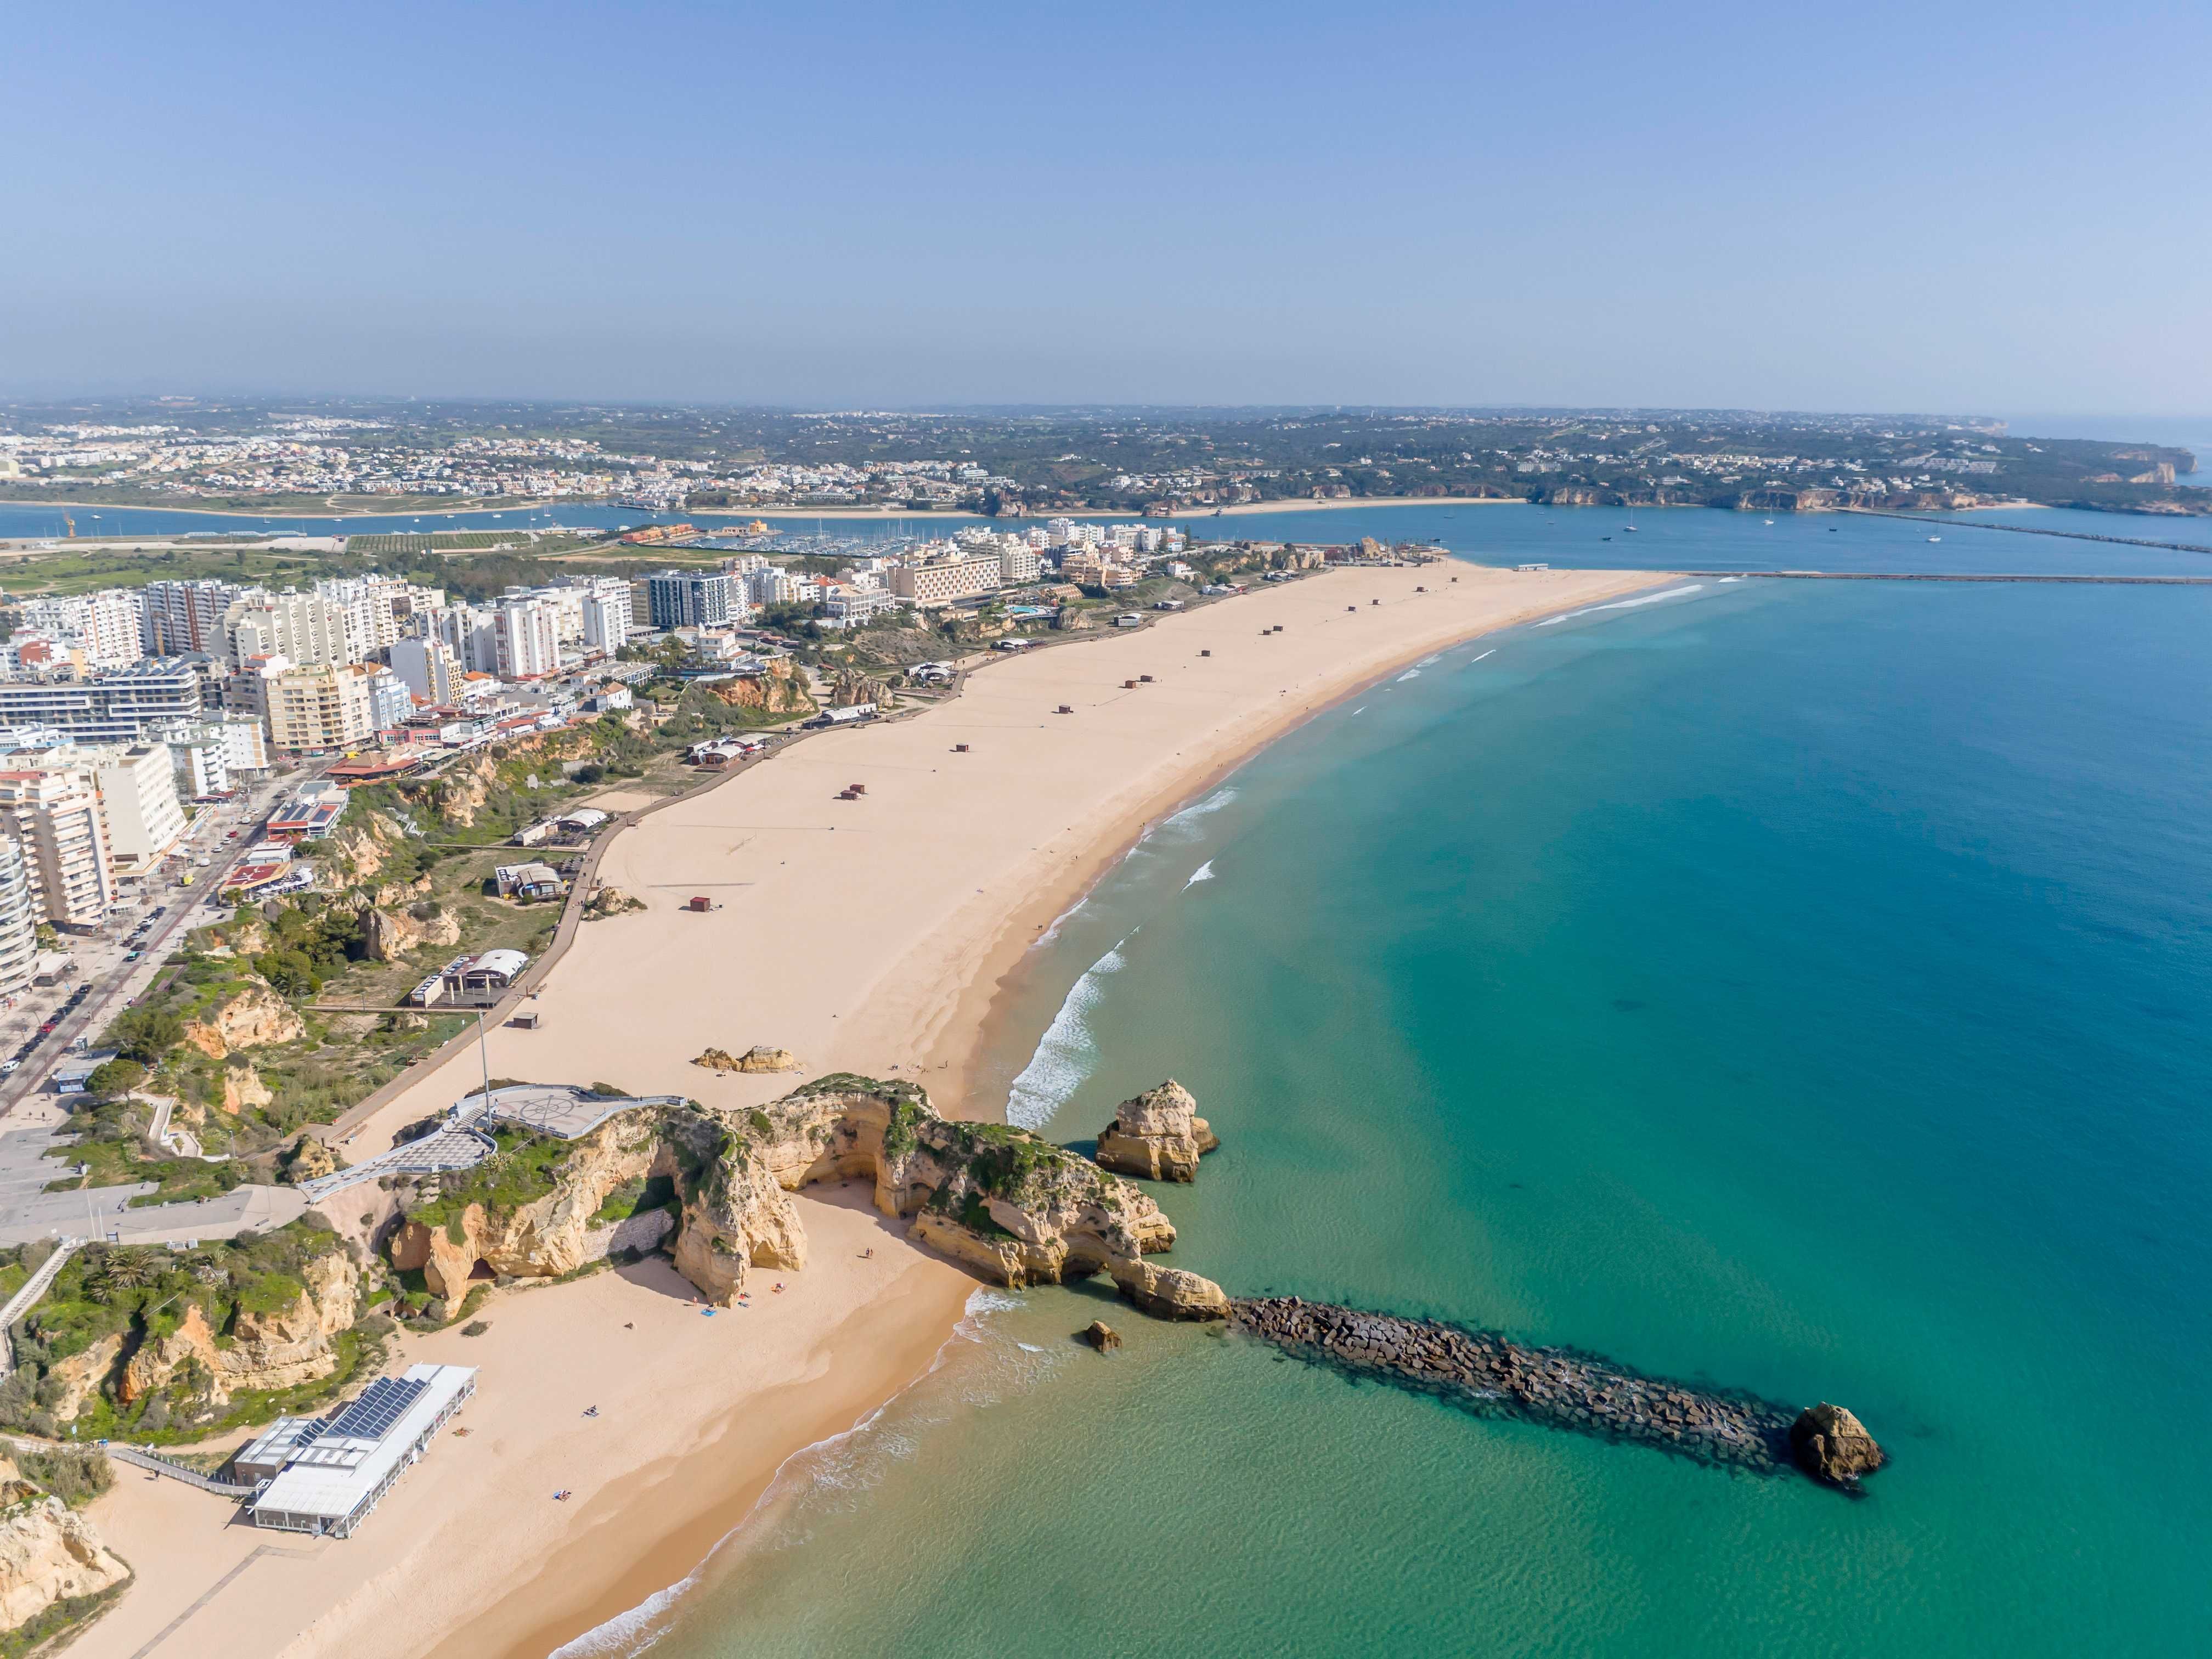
104;1007;184;1065
82;1059;146;1099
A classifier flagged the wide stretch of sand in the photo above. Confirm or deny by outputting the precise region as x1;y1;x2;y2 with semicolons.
72;561;1666;1659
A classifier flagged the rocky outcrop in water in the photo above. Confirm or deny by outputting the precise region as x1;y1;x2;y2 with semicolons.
1790;1403;1884;1486
1083;1321;1121;1352
1228;1298;1875;1486
1095;1079;1218;1182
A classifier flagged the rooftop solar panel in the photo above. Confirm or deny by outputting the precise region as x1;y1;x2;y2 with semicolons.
322;1376;427;1443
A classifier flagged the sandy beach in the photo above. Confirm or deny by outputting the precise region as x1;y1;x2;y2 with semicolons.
70;561;1667;1659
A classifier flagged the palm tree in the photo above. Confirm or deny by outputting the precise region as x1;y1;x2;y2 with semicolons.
89;1247;163;1297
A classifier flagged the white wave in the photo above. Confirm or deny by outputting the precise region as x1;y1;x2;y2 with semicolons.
1417;653;1441;666
1350;704;1367;715
1396;669;1421;681
1465;648;1496;665
1017;1342;1046;1353
1032;893;1088;947
1534;584;1706;627
962;1286;1027;1319
1183;860;1215;889
1160;785;1237;829
1005;936;1132;1129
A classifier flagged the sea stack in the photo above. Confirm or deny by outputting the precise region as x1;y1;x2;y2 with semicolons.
1095;1079;1220;1182
1790;1403;1884;1486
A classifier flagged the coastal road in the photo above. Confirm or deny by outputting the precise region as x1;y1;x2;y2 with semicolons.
0;772;293;1119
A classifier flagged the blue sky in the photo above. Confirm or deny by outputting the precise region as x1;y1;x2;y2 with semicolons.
4;0;2207;413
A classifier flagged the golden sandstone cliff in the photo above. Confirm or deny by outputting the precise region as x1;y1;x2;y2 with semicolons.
665;1076;1228;1318
381;1077;1230;1321
0;1455;128;1638
119;1250;359;1408
387;1113;669;1301
180;976;305;1059
1095;1079;1219;1182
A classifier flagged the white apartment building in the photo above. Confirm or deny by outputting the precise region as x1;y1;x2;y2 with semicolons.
493;598;560;680
91;743;188;872
17;590;144;670
225;592;349;669
511;585;585;645
0;763;115;929
435;604;503;677
366;666;412;731
1000;544;1042;584
743;567;799;607
268;663;376;753
390;635;460;706
215;712;271;775
0;834;38;998
315;576;443;663
575;579;634;652
160;718;254;799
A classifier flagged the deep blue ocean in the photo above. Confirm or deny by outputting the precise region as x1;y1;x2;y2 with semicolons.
538;510;2212;1657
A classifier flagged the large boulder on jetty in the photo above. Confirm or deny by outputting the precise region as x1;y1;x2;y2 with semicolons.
1790;1403;1884;1485
1095;1079;1219;1182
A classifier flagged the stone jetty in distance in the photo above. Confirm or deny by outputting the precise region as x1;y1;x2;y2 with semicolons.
1229;1297;1885;1491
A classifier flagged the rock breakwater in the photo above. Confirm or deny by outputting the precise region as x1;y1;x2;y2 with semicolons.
1231;1299;1875;1487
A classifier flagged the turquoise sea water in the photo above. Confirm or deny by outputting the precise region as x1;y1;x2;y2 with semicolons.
569;524;2212;1657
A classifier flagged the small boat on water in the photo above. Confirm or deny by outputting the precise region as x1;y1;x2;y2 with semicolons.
1927;535;1942;543
1763;518;1776;526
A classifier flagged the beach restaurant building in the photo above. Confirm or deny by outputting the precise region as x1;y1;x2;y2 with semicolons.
245;1364;476;1539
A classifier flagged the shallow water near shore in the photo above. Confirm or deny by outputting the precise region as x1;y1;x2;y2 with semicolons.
596;556;2212;1655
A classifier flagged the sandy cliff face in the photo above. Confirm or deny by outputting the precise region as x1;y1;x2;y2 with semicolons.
387;1115;663;1298
43;1336;125;1423
220;1059;274;1115
0;1462;128;1636
376;1083;1226;1319
1094;1079;1219;1183
182;977;305;1059
704;656;813;715
360;904;462;962
665;1077;1221;1317
119;1250;359;1406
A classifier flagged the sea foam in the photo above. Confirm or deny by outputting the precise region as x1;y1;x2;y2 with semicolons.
1005;935;1132;1129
